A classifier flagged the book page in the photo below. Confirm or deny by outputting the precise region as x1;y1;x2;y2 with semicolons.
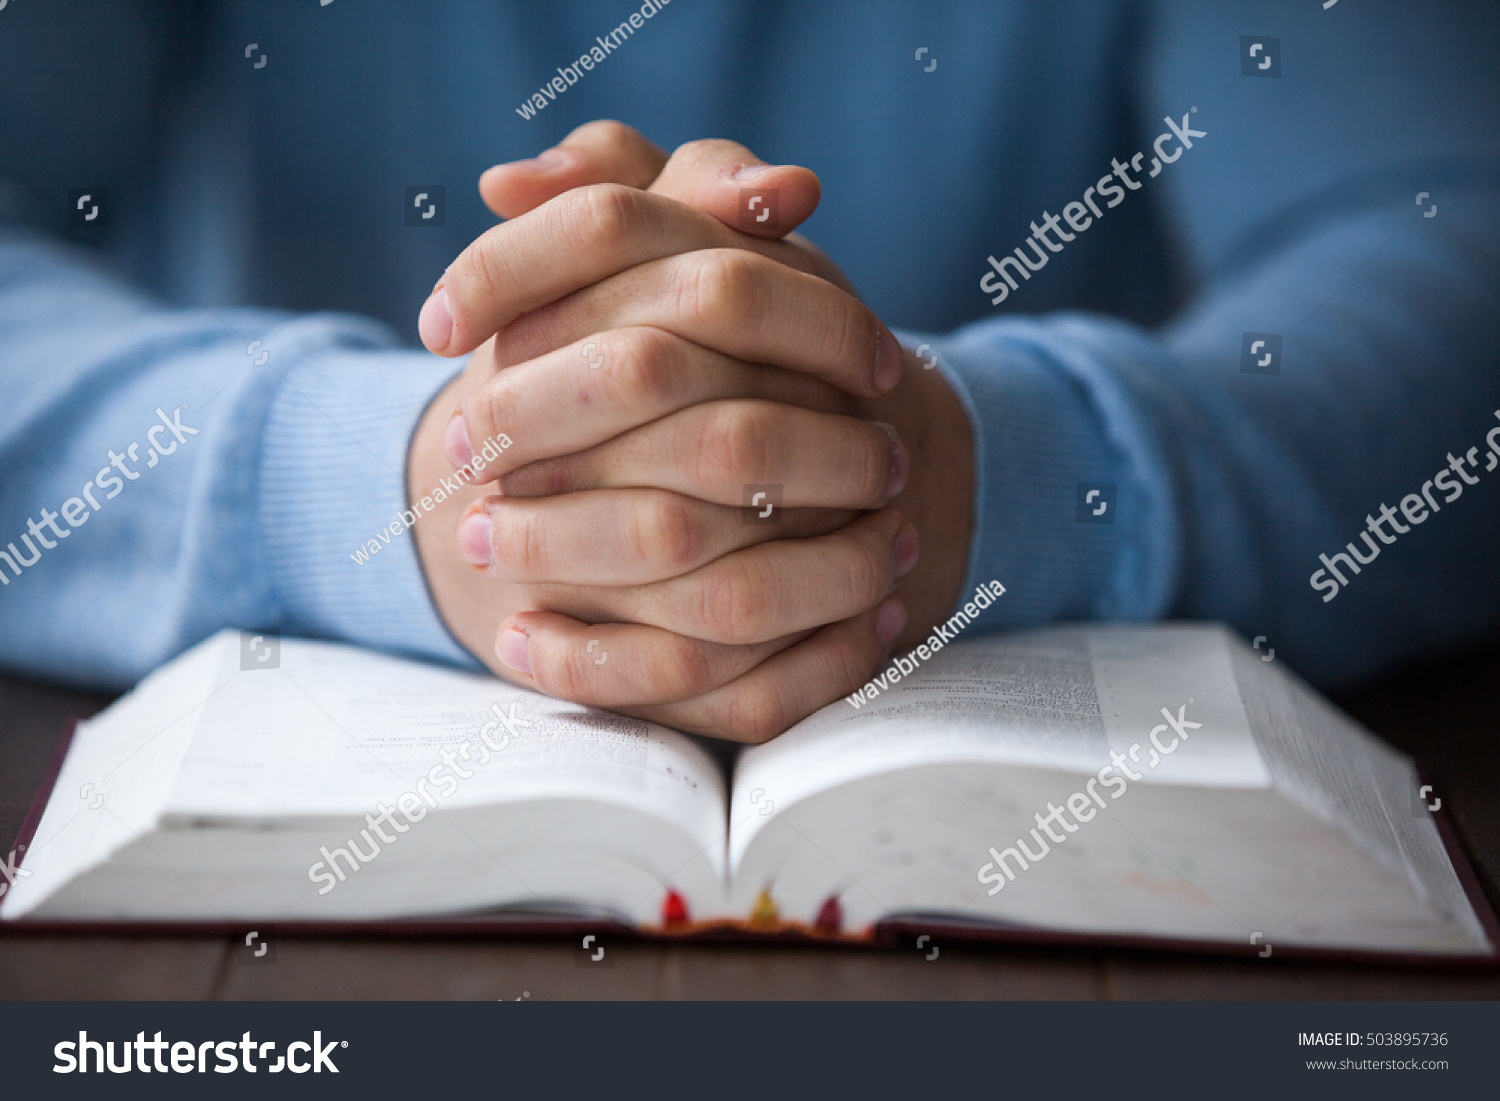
1236;655;1488;947
725;625;1485;952
730;758;1489;953
729;624;1269;871
162;634;727;868
1089;624;1270;787
0;634;229;919
5;632;730;921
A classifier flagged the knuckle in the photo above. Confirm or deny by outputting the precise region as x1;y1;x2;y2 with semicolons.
841;629;885;687
671;138;718;161
697;402;772;486
491;506;547;581
851;425;893;504
581;118;636;146
669;139;731;178
681;249;759;331
636;492;701;575
604;327;682;413
463;380;509;448
842;535;890;608
563;183;639;254
699;559;767;643
830;300;878;380
721;680;788;744
539;645;591;702
656;634;715;699
460;229;514;310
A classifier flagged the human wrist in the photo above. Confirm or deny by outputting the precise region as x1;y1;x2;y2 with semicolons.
857;343;974;647
257;344;478;666
919;322;1148;627
407;359;536;679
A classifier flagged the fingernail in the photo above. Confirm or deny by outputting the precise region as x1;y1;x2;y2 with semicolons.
458;511;492;567
874;422;909;499
419;287;453;352
495;627;532;675
876;597;907;645
733;163;778;180
872;327;903;394
893;523;920;579
444;413;475;469
510;148;570;174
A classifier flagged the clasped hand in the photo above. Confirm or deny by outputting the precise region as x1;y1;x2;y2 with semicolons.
408;122;972;741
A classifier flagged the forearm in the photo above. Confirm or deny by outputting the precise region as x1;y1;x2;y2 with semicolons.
0;233;471;687
920;191;1500;686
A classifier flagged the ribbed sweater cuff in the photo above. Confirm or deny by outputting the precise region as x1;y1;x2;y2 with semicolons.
897;319;1163;627
258;344;481;669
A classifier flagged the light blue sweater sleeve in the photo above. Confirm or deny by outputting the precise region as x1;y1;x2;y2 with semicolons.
909;0;1500;686
0;233;476;688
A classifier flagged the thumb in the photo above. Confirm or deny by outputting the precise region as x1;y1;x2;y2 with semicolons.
649;138;821;239
478;120;668;220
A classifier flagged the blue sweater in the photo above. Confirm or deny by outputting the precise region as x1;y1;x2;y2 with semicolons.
1;0;1497;691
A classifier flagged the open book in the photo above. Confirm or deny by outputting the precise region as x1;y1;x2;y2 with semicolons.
4;624;1494;959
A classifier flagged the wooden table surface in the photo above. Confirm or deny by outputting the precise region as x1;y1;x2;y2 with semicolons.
4;639;1499;1000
